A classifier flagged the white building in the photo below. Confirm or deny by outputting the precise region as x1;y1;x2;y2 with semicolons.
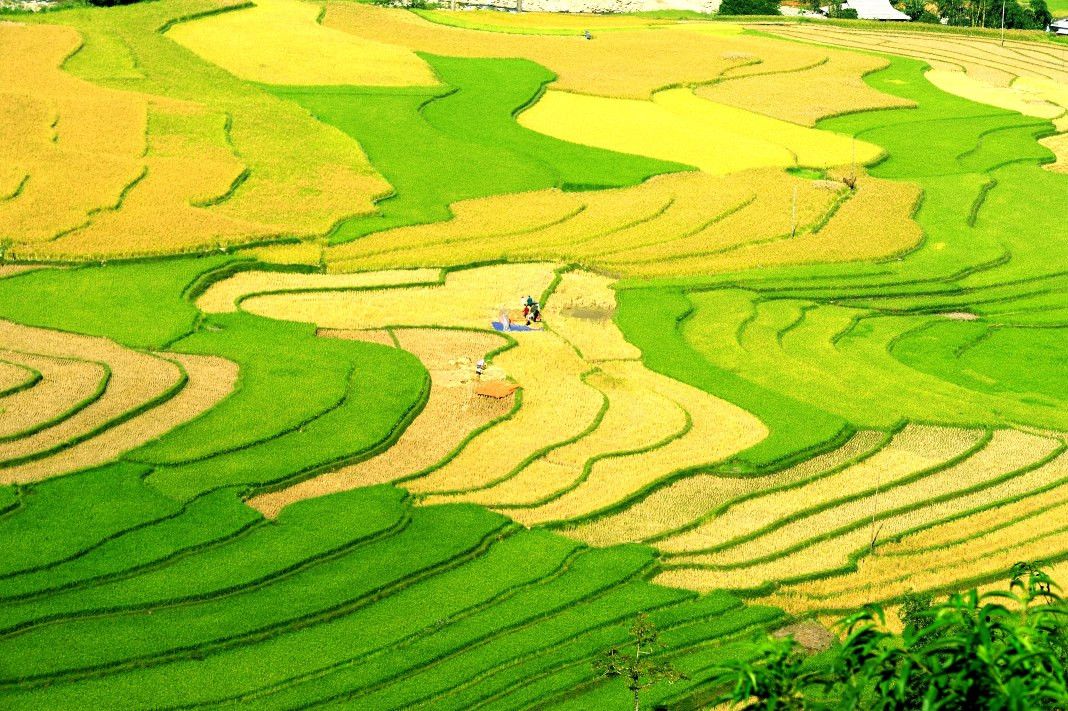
841;0;911;19
1052;18;1068;35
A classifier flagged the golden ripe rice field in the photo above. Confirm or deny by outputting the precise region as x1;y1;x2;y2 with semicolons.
516;88;884;175
166;0;438;87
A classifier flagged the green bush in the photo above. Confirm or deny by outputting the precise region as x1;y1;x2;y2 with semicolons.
712;566;1068;709
718;0;781;13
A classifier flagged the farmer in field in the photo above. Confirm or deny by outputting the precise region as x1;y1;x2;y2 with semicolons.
476;358;486;379
584;30;591;40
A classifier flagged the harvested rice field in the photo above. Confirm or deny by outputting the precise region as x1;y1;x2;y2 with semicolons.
2;3;1068;707
195;268;441;313
322;3;840;99
248;328;511;517
241;262;559;329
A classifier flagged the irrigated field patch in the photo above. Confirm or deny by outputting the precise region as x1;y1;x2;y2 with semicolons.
635;174;922;277
542;271;641;361
764;445;1068;611
0;320;183;476
426;367;687;508
2;352;238;485
239;242;324;266
1040;117;1068;172
565;430;889;546
656;425;983;555
407;330;604;495
0;351;107;440
8;0;393;260
925;69;1065;119
503;359;767;526
664;430;1058;588
324;168;920;279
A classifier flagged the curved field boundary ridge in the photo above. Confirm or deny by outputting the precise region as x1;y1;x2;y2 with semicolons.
0;351;107;442
248;327;514;517
0;361;39;400
0;318;239;485
324;168;924;279
194;268;442;313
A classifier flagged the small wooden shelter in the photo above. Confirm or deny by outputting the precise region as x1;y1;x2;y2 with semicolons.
474;381;519;399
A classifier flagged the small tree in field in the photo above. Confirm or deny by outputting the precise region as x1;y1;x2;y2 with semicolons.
593;613;684;711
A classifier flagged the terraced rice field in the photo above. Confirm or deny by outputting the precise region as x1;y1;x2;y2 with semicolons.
1;1;1067;707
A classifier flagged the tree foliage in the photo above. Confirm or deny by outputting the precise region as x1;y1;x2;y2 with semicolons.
899;0;941;21
933;0;1051;28
593;613;685;711
713;565;1068;710
717;0;781;15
